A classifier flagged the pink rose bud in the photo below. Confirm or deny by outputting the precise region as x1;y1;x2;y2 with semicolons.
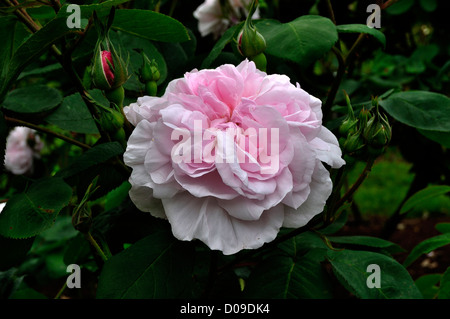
91;42;128;93
101;51;115;86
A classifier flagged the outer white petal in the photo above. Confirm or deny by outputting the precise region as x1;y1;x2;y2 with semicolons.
162;193;284;255
123;96;166;127
123;120;155;166
282;161;333;228
128;184;166;219
310;126;346;169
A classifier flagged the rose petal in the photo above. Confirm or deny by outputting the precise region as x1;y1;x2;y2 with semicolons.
162;192;284;255
282;161;333;228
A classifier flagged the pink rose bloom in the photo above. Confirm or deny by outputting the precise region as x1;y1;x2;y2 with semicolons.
123;60;345;255
194;0;260;39
4;127;43;175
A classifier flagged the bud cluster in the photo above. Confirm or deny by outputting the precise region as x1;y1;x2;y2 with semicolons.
90;9;130;148
339;94;392;159
138;52;161;96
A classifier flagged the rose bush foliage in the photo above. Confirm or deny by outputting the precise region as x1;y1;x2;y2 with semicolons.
0;0;449;301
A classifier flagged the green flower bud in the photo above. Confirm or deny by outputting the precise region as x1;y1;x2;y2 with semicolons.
140;53;160;83
343;130;365;154
358;107;371;129
236;0;266;64
250;52;267;72
362;100;392;150
105;85;125;108
365;114;392;149
237;26;266;58
112;127;127;149
339;92;358;136
91;37;129;92
145;81;158;96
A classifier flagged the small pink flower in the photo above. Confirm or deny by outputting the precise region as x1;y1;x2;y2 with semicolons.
101;51;115;86
4;127;43;175
194;0;260;39
123;60;345;255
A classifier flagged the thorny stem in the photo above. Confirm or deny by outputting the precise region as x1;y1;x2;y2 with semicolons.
324;165;347;226
336;157;375;209
49;0;61;12
85;231;109;262
54;281;67;299
168;0;178;17
4;116;91;150
324;33;366;115
325;0;336;25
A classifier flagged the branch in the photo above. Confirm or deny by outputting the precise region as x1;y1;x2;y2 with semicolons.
4;116;91;150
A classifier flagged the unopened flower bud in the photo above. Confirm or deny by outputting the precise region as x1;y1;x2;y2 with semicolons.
236;0;266;71
91;39;129;92
140;55;160;83
105;85;125;108
237;27;266;58
138;52;160;96
358;107;371;128
339;92;359;136
145;81;158;96
365;113;392;149
343;130;365;154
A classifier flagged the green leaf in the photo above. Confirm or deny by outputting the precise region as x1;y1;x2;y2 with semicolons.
105;181;131;212
328;235;405;254
336;24;386;48
244;249;333;298
0;16;70;101
55;0;132;20
435;223;450;234
379;91;450;132
96;228;194;298
63;233;92;266
438;267;450;299
277;231;328;257
45;93;99;134
0;178;72;239
419;0;437;12
400;185;450;215
117;32;168;90
327;249;422;299
2;85;62;114
415;274;441;299
0;16;18;98
112;9;190;43
386;0;415;15
403;233;450;268
9;283;47;299
201;23;242;69
0;236;34;271
56;142;124;179
255;15;338;66
418;129;450;148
